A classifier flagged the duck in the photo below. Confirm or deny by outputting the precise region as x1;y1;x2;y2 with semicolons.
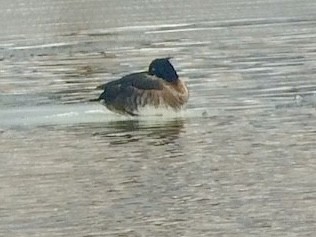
92;58;189;116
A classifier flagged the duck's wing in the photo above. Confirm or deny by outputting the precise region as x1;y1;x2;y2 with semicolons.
97;72;166;114
96;72;162;90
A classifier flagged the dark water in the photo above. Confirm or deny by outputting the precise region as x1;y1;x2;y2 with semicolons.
0;0;316;236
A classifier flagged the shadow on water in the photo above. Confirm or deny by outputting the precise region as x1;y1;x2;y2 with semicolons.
60;118;186;146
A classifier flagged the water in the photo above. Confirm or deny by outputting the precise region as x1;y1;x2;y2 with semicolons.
1;0;316;236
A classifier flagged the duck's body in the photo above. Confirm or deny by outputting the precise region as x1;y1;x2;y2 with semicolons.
94;58;189;116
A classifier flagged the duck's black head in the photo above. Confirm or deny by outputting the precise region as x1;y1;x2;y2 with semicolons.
148;58;178;83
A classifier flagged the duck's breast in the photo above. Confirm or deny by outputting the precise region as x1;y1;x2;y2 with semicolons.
159;79;189;109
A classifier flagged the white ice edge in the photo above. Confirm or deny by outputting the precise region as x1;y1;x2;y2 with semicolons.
0;104;209;128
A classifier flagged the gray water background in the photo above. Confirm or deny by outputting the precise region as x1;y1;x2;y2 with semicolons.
0;0;316;236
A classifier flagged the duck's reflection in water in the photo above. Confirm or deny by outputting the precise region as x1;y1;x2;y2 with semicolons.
92;118;185;146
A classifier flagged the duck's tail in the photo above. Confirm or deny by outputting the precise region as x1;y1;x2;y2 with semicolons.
88;97;101;102
88;93;102;102
88;83;107;102
96;83;107;90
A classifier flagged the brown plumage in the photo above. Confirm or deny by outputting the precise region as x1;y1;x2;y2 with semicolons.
93;58;189;116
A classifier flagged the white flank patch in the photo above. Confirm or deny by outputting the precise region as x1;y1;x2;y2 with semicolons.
136;105;184;117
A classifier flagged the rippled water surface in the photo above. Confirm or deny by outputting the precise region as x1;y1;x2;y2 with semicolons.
1;0;316;236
